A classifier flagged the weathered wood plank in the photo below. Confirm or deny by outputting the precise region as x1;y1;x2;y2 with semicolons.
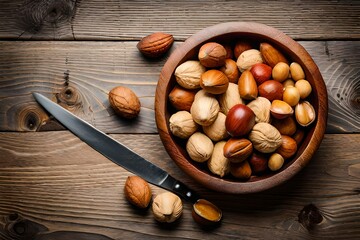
0;41;359;133
0;132;359;239
0;0;359;41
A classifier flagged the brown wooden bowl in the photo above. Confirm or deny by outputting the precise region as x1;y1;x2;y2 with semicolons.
155;22;328;194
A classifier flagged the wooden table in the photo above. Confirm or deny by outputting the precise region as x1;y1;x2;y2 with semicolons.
0;1;359;239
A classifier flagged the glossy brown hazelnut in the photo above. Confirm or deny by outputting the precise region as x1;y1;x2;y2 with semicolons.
250;63;272;85
219;59;240;83
230;160;252;179
225;104;256;137
198;42;227;68
238;70;258;100
258;80;284;101
271;116;297;136
234;40;252;59
168;85;196;111
276;135;298;159
223;138;253;163
249;152;269;175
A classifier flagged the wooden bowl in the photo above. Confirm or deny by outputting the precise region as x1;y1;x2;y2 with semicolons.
155;22;328;194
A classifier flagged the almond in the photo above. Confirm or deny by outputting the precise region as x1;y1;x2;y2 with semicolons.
260;43;289;68
137;32;174;58
223;138;253;163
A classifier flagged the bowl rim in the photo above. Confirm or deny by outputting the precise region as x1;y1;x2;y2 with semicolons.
155;22;328;194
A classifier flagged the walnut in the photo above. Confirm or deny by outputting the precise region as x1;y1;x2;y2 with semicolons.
247;97;271;123
169;111;198;139
175;60;206;89
190;90;220;126
218;83;243;115
186;132;214;162
207;141;230;177
248;123;282;153
152;192;183;223
203;112;228;141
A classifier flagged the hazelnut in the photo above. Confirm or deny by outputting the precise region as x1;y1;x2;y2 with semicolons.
250;63;272;85
234;40;252;59
258;80;284;101
248;122;282;153
272;62;290;82
175;60;206;89
186;132;214;162
169;111;198;139
200;69;229;94
223;43;234;59
198;42;227;68
219;59;240;83
236;49;263;72
203;112;228;141
283;79;295;88
276;135;298;159
268;153;284;171
168;85;196;111
124;176;152;209
190;91;220;126
109;86;141;119
208;141;230;178
295;101;316;127
218;83;243;115
152;192;183;223
223;138;253;163
230;160;252;179
271;116;297;136
289;62;305;81
249;152;268;175
247;97;271;123
225;104;256;137
238;70;258;100
270;100;294;119
295;79;312;99
292;128;305;146
283;86;300;107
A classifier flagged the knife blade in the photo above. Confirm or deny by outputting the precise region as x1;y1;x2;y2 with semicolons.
32;92;201;203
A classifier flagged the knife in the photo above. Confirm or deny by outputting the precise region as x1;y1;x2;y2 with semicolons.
33;92;222;224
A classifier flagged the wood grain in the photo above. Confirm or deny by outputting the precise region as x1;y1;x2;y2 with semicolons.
0;41;359;133
0;132;359;239
0;0;359;40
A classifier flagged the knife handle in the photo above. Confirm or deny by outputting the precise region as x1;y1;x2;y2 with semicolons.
160;175;200;204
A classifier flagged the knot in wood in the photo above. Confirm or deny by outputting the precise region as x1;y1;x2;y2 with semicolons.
13;103;48;131
18;0;77;33
298;204;323;231
57;86;82;107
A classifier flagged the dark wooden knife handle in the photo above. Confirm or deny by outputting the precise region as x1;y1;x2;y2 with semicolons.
160;175;200;204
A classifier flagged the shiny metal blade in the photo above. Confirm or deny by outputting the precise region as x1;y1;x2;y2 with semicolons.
32;92;169;186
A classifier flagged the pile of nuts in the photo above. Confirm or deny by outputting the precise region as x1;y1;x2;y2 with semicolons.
168;41;315;179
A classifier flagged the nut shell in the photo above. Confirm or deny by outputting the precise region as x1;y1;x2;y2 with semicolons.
175;60;206;89
192;199;222;226
230;160;252;179
238;70;258;100
249;122;282;153
200;69;229;94
270;100;294;119
168;85;196;111
260;42;289;68
137;32;174;58
258;80;284;101
276;135;298;159
247;97;271;123
203;112;228;141
271;116;297;136
218;83;243;115
169;111;198;139
219;59;240;83
198;42;227;68
208;141;230;178
225;104;255;137
152;192;183;223
295;101;316;126
236;49;263;72
190;91;220;126
109;86;141;119
124;176;152;209
186;132;214;162
223;138;253;163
